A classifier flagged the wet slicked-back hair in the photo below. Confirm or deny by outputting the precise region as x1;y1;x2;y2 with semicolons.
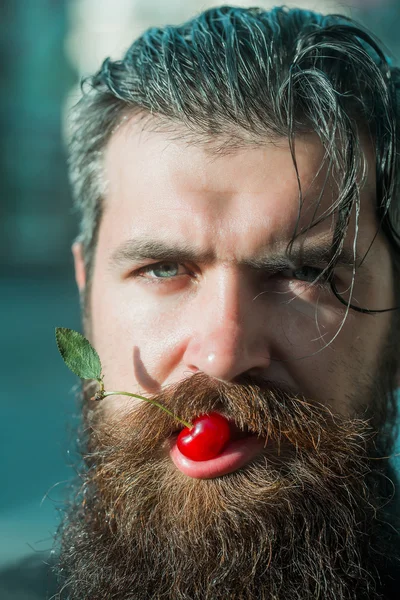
68;5;400;294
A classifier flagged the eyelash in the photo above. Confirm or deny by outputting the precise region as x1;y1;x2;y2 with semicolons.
133;262;333;289
133;262;194;283
283;266;333;289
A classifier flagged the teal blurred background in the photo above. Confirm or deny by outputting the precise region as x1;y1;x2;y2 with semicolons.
1;0;400;577
0;0;80;571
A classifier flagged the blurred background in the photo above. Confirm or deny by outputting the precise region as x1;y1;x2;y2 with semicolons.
1;0;399;580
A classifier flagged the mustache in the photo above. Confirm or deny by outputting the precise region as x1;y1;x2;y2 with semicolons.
84;372;373;460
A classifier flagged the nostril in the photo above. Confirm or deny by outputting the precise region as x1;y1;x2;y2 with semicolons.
183;326;271;382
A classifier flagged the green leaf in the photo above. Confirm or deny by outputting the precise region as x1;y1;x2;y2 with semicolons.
55;327;102;380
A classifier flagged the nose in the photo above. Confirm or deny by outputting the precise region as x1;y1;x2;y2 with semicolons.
182;268;271;381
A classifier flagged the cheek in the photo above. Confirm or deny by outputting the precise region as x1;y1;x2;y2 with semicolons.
89;281;189;388
272;302;366;412
270;292;351;358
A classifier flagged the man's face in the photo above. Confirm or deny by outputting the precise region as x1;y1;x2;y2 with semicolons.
65;118;398;599
76;119;393;425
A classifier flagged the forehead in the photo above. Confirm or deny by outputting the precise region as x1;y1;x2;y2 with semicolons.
101;116;377;259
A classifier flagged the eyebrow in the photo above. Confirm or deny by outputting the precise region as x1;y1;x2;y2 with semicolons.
109;237;363;274
245;244;359;272
109;239;215;269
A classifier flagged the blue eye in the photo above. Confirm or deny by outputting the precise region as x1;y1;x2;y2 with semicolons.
145;263;180;278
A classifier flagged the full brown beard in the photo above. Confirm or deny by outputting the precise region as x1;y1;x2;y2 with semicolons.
54;373;400;599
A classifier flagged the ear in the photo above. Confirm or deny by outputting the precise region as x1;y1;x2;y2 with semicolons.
72;241;86;293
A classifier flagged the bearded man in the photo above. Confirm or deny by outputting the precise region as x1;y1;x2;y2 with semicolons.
54;5;400;599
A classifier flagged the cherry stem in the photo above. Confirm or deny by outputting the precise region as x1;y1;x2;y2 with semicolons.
102;390;193;429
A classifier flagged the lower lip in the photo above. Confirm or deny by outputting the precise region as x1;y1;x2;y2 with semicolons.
169;434;266;479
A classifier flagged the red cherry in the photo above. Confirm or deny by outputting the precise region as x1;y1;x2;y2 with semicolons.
177;412;231;461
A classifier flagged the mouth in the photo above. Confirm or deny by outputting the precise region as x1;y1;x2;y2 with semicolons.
168;418;266;479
